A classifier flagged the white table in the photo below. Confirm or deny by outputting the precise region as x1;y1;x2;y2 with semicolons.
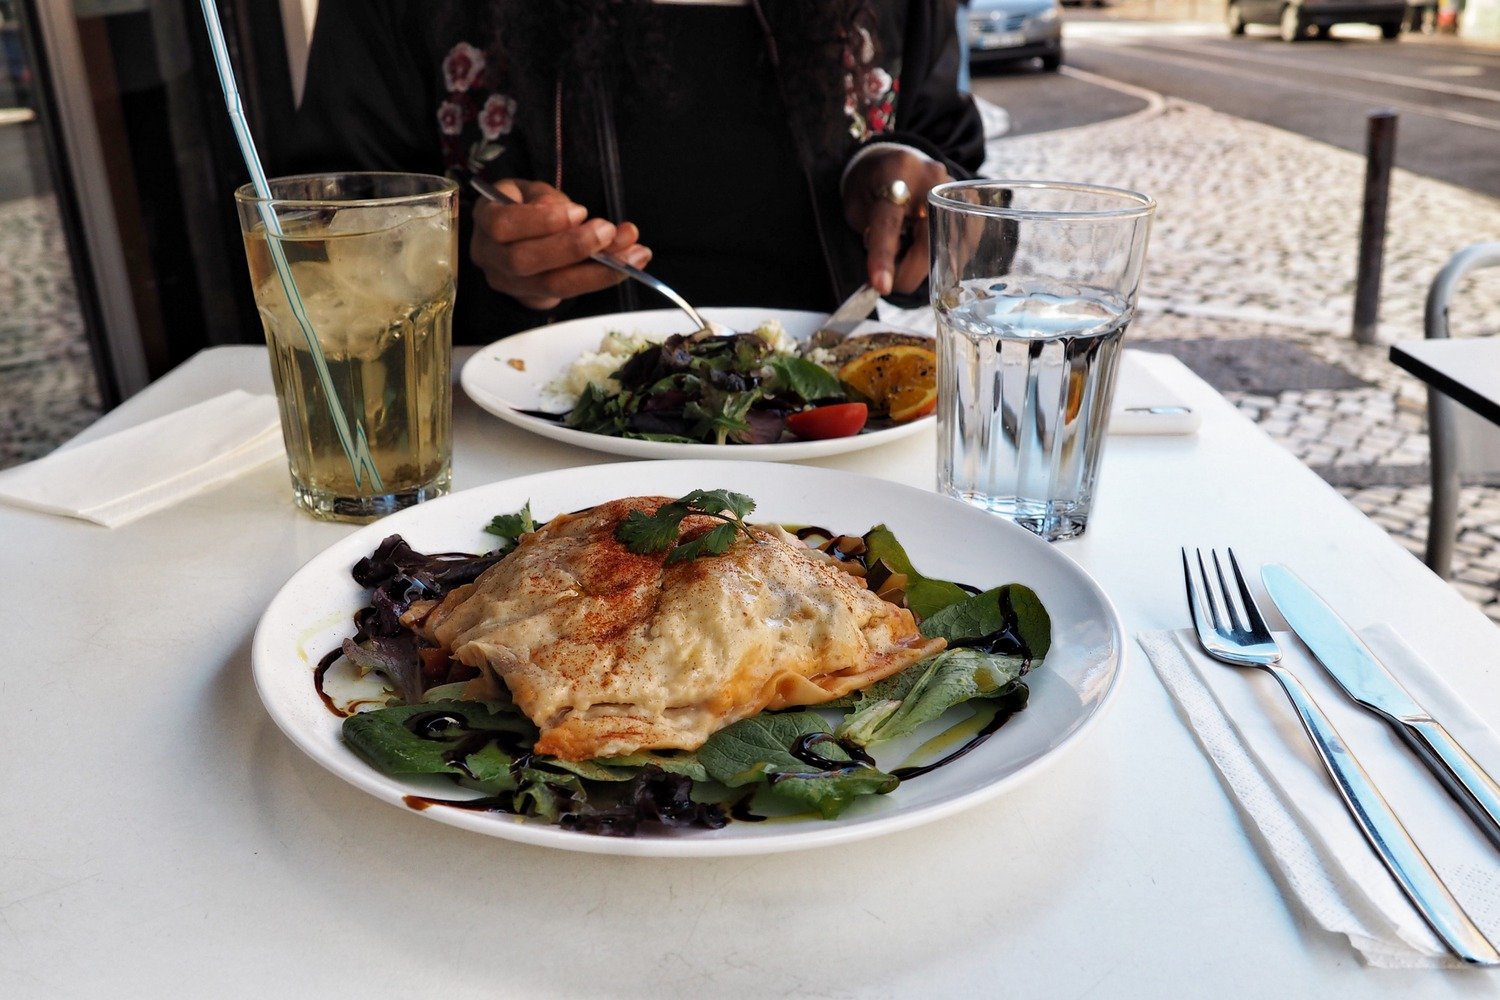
5;346;1497;998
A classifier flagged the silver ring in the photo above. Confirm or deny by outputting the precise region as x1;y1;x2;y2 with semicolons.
877;179;912;207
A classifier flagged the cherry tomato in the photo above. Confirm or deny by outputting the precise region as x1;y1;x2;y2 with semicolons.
785;402;868;440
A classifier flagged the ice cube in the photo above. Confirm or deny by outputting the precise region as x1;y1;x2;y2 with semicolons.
394;209;455;300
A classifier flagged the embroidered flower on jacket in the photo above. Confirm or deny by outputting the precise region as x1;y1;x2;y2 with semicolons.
442;42;487;93
437;98;467;137
839;23;900;141
437;39;516;173
845;68;899;141
479;93;518;141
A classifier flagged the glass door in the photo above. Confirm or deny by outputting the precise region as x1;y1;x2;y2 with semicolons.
0;0;103;469
4;0;296;469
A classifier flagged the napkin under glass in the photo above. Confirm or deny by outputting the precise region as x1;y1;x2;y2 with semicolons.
1138;625;1500;969
0;390;285;528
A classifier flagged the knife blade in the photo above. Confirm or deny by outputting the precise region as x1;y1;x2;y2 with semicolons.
814;283;882;343
1263;564;1500;851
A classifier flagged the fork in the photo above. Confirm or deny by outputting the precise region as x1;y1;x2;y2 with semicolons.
1183;548;1499;966
467;176;711;332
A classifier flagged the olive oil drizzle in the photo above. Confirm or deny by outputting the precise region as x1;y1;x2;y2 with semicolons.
891;686;1030;780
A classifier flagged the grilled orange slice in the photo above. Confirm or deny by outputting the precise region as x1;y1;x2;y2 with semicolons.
838;345;938;423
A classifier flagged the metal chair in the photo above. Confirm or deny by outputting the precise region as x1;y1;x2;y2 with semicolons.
1424;242;1500;580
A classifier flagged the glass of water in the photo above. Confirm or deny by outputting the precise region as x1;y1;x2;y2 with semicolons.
929;180;1155;541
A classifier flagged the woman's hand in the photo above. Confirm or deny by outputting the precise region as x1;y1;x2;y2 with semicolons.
470;179;652;311
843;148;951;296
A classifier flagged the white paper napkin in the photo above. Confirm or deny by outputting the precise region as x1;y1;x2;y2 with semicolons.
1139;625;1500;969
0;390;285;528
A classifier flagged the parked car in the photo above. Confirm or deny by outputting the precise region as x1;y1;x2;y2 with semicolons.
1226;0;1407;40
967;0;1064;71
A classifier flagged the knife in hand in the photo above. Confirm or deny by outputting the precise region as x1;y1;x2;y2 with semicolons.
812;283;882;345
1263;564;1500;852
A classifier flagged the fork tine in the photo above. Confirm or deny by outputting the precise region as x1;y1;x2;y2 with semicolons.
1227;548;1270;637
1181;548;1212;640
1181;548;1198;627
1210;550;1245;634
1193;549;1224;633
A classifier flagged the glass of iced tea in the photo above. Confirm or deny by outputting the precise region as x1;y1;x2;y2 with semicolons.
235;173;457;522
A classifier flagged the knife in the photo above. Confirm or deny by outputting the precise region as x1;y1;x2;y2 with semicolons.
813;283;883;344
1263;564;1500;852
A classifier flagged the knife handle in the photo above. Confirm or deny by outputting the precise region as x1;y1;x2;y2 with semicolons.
1401;718;1500;852
1268;664;1500;965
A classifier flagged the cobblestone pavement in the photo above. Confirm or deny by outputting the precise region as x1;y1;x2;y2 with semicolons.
984;97;1500;622
0;194;100;468
5;89;1500;621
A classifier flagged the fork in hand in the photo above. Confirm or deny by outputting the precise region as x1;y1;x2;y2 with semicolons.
1182;547;1499;966
466;175;711;332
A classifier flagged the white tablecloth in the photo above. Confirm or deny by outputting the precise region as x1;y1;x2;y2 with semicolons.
3;346;1497;999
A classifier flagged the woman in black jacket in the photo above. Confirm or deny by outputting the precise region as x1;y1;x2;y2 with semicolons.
287;0;984;343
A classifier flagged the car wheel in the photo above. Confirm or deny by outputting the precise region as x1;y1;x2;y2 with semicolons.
1279;4;1305;41
1380;21;1401;39
1227;1;1247;35
1041;48;1063;71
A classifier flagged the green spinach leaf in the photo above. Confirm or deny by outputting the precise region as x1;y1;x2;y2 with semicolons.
697;711;898;819
862;525;973;620
765;354;845;403
919;584;1052;662
545;750;708;784
836;648;1029;747
341;700;534;794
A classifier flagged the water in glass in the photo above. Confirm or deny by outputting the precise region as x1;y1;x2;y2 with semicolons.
937;280;1128;540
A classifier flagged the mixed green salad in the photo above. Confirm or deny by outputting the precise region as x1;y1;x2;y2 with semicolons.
562;327;850;445
320;491;1050;837
539;322;938;446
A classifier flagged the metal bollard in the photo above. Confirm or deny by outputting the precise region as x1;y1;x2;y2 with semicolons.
1353;110;1397;346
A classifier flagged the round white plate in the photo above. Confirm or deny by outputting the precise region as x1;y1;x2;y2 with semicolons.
252;461;1124;857
459;307;935;461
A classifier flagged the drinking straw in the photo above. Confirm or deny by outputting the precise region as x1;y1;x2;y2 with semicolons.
196;0;382;490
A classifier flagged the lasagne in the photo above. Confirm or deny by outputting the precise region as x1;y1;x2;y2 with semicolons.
412;497;944;760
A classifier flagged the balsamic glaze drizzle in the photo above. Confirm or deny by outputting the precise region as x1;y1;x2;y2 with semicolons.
313;647;347;717
943;588;1033;668
775;732;879;783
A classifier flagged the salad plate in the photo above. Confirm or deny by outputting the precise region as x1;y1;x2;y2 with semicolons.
459;307;935;461
251;461;1124;857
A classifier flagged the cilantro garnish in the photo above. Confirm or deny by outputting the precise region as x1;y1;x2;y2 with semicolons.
484;501;536;553
614;489;759;564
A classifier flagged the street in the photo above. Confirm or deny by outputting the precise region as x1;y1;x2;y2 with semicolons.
1041;18;1500;196
970;22;1500;620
